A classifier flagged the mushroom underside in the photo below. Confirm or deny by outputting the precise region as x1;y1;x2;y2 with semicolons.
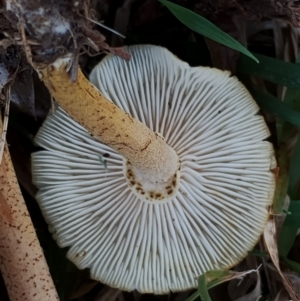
32;45;276;294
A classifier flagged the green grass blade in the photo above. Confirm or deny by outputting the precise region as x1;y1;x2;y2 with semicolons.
248;249;268;258
186;271;229;301
158;0;258;63
238;53;300;88
198;274;212;301
283;89;300;110
282;257;300;274
186;291;200;301
282;201;300;227
186;270;252;301
288;137;300;199
248;88;300;126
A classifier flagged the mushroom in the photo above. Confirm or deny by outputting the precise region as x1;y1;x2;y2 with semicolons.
32;45;276;294
0;118;59;301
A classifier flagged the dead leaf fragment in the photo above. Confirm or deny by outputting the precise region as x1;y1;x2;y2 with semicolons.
264;218;300;301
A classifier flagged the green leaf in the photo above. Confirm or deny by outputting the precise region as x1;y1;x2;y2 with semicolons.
198;274;212;301
282;257;300;275
277;53;300;141
288;137;300;199
186;271;228;301
248;248;268;258
283;89;300;110
158;0;258;63
186;270;255;301
281;201;300;227
238;53;300;89
248;88;300;127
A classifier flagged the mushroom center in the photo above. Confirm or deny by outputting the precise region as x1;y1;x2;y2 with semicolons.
124;159;180;203
121;131;181;203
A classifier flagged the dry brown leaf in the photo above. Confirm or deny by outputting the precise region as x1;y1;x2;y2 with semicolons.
264;218;300;301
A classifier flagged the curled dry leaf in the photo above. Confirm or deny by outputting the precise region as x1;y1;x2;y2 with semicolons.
264;218;300;301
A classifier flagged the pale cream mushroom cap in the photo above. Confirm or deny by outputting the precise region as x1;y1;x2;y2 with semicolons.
32;45;276;294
